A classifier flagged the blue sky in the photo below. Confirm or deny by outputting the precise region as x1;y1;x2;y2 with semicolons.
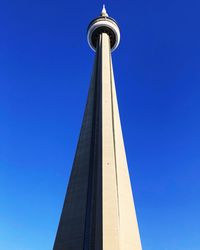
0;0;200;249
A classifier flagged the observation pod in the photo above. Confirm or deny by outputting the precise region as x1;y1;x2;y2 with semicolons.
87;5;120;52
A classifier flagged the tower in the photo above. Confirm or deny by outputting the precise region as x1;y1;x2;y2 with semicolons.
53;6;142;250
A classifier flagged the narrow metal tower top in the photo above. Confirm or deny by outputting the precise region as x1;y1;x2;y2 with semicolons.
87;6;120;52
101;4;108;17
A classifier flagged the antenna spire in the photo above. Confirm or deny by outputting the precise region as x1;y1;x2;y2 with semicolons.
101;4;108;17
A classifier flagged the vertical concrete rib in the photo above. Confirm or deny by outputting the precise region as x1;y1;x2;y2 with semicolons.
53;34;102;250
110;54;142;250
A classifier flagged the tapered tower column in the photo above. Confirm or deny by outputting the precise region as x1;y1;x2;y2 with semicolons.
53;6;142;250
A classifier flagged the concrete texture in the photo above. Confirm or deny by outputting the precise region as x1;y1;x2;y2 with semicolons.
53;30;142;250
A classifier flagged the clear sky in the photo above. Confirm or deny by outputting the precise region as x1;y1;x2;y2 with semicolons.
0;0;200;249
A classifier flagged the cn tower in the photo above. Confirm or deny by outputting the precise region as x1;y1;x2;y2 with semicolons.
53;6;142;250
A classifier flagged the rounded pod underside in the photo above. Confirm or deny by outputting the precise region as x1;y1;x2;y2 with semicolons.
87;17;120;52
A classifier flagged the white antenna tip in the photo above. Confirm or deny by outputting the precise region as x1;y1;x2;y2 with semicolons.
101;4;108;17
